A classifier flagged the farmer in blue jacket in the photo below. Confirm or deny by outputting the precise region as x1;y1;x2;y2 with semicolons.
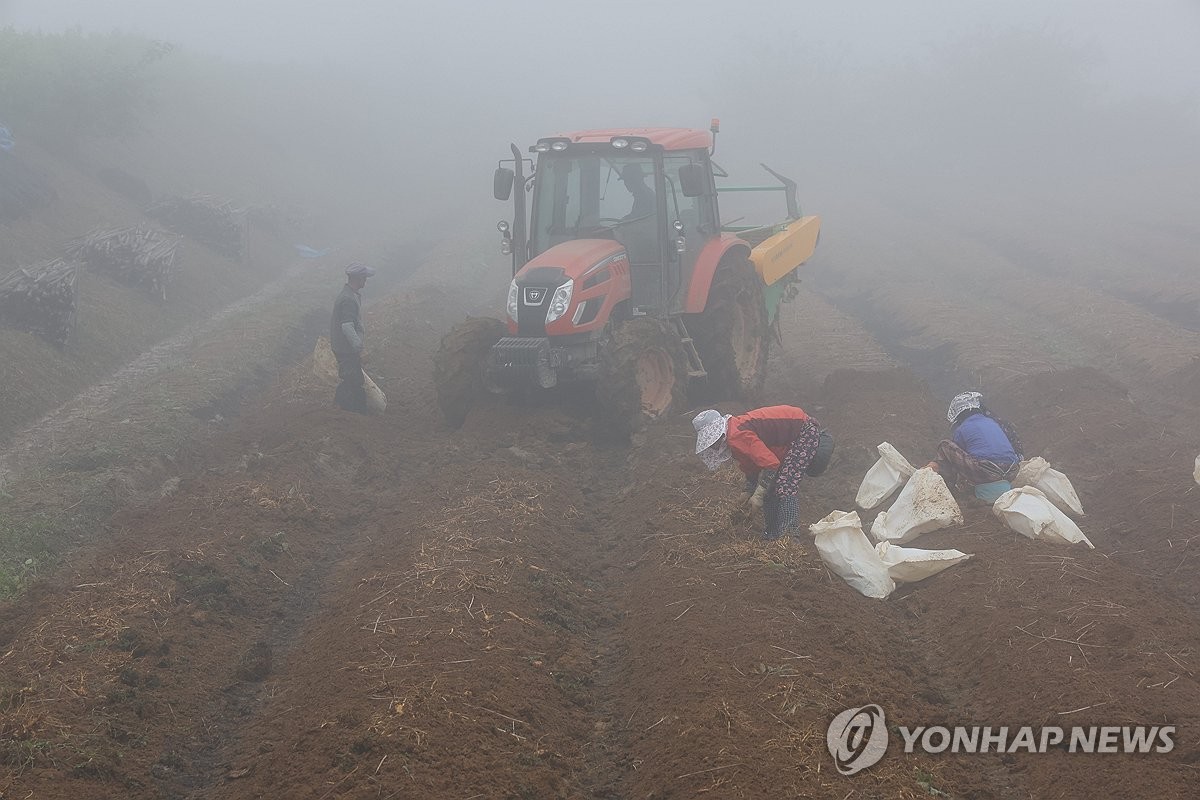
928;391;1023;498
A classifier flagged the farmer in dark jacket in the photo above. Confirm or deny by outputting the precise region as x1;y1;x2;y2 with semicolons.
620;163;655;220
330;262;376;413
694;405;835;540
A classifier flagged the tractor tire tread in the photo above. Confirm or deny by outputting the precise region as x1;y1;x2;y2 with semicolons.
433;316;507;428
596;317;687;439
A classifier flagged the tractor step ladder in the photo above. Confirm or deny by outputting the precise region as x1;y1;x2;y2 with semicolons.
671;317;707;379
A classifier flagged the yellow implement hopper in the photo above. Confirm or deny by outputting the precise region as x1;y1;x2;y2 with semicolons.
749;215;821;286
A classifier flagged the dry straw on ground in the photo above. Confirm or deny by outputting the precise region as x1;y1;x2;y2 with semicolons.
352;477;558;756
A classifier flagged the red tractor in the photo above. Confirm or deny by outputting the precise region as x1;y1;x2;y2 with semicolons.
435;121;820;432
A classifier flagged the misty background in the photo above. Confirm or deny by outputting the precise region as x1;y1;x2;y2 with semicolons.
3;0;1197;244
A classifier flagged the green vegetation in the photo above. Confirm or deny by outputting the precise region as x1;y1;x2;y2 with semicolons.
0;510;58;599
0;27;172;152
915;767;952;798
0;736;55;773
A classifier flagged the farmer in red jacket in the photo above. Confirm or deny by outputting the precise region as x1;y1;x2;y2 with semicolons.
694;405;834;540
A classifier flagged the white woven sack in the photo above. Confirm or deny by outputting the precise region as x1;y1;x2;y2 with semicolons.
993;486;1094;549
363;371;387;414
856;442;918;510
809;510;895;600
311;336;339;383
1014;457;1084;516
875;541;973;584
870;468;963;544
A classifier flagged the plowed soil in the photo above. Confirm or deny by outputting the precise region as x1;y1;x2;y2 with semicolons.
3;220;1200;799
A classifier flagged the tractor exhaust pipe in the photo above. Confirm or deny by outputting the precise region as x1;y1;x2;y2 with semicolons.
510;143;529;273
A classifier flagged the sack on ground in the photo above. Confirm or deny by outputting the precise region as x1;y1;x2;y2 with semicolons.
875;541;973;584
363;371;387;414
312;336;339;383
1013;457;1084;516
809;510;895;600
855;442;917;509
870;467;963;544
992;486;1094;548
1194;454;1199;486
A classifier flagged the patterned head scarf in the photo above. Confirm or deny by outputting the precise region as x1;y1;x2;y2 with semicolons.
947;391;983;422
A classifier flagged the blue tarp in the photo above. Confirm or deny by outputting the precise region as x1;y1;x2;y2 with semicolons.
0;125;14;153
293;243;331;259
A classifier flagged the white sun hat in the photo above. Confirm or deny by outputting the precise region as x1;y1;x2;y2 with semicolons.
693;409;730;454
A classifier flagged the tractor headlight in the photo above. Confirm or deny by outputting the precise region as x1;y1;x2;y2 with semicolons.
532;137;570;153
506;279;519;322
545;279;574;324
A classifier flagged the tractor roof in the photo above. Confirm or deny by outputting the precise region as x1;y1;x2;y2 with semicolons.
559;127;712;151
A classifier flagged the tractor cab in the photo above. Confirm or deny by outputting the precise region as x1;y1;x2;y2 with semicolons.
495;129;719;322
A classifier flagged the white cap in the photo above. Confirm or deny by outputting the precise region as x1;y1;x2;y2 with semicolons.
345;262;377;278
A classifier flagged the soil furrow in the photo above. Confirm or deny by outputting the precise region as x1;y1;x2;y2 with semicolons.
3;237;1200;800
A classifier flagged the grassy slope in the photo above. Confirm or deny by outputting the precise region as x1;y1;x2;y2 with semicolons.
0;123;300;597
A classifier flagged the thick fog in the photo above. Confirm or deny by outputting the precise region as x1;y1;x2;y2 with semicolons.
7;0;1199;97
3;0;1198;235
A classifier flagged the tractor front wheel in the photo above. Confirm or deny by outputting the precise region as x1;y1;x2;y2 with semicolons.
596;318;687;438
433;316;507;428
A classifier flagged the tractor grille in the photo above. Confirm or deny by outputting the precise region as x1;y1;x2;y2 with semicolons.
516;284;555;336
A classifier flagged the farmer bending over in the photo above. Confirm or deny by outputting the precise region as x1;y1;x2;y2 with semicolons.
927;391;1023;500
694;405;834;540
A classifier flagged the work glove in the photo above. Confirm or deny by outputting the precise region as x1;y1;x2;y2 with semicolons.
749;469;777;510
749;487;766;509
736;475;756;508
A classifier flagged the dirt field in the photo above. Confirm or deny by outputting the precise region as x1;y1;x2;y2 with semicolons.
2;203;1200;799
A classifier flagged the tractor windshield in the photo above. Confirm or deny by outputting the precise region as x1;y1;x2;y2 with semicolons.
530;154;660;263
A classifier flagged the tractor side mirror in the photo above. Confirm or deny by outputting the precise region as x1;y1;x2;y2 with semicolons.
494;167;515;201
679;164;708;198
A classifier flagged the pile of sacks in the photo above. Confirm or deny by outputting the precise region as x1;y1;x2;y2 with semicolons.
811;443;1090;599
811;509;973;600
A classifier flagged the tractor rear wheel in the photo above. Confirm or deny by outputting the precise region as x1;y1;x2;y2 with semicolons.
433;316;507;428
690;250;769;400
596;317;687;438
